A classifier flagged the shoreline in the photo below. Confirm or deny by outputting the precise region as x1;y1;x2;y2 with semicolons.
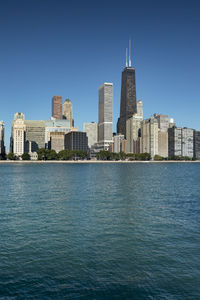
0;160;200;164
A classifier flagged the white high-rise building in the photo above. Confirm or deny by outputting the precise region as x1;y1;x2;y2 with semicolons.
141;117;159;159
83;122;98;148
126;100;143;153
182;128;194;158
12;113;26;156
98;83;113;150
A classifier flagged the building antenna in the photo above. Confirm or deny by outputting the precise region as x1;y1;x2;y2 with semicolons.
129;38;131;67
126;48;128;67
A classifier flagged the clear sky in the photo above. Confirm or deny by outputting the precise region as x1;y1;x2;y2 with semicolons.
1;0;200;149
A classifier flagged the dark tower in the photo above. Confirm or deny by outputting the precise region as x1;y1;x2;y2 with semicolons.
117;41;137;137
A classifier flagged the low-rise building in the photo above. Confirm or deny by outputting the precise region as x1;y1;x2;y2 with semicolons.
50;132;65;153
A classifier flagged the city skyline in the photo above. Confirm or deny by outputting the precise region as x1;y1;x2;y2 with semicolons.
1;0;200;149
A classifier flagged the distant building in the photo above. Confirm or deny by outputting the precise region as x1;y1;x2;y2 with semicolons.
113;134;126;153
45;119;73;148
169;118;176;128
181;128;193;158
137;100;143;119
126;108;143;154
12;113;26;156
65;131;88;151
0;121;5;156
168;127;193;158
83;122;98;148
154;114;169;132
168;127;182;157
117;43;137;137
154;114;169;158
52;95;62;119
11;113;75;156
50;132;65;153
24;120;45;152
194;130;200;160
63;98;73;127
141;117;158;159
98;83;113;150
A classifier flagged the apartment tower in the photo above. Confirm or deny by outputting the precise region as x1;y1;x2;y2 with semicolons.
52;95;62;119
63;98;73;127
98;83;113;150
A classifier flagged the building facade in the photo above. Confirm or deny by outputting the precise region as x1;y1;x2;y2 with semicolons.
52;95;62;119
24;120;45;152
50;132;65;153
126;114;142;154
117;66;137;137
141;117;159;159
63;98;73;127
0;121;5;156
194;130;200;160
126;100;143;154
154;114;169;158
45;119;72;148
65;131;88;151
83;122;98;148
181;128;193;158
137;100;143;119
113;134;126;153
12;113;26;156
168;127;194;158
98;83;113;150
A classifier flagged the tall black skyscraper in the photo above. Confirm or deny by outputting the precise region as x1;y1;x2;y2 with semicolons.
117;42;137;137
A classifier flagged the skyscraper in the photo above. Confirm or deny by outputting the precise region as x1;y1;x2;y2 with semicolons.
126;100;143;153
141;117;159;159
12;112;26;156
194;130;200;160
52;95;62;119
63;98;73;127
98;83;113;150
154;114;169;157
0;121;5;156
117;42;137;137
168;127;194;158
83;122;98;148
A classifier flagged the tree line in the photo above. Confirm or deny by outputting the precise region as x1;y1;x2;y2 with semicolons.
3;150;195;161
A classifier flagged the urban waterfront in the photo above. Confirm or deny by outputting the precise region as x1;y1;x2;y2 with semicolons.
0;163;200;299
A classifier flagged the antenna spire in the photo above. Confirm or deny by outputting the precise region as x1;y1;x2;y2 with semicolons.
126;48;128;67
129;39;131;67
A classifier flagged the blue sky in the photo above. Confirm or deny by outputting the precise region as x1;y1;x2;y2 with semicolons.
0;0;200;149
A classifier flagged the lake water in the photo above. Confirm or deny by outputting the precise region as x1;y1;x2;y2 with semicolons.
0;163;200;299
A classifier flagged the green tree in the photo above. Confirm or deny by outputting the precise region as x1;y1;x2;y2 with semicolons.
21;152;31;160
37;148;48;160
138;153;151;161
58;150;73;160
46;149;58;160
119;151;126;160
154;155;164;161
97;150;112;160
7;152;17;160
